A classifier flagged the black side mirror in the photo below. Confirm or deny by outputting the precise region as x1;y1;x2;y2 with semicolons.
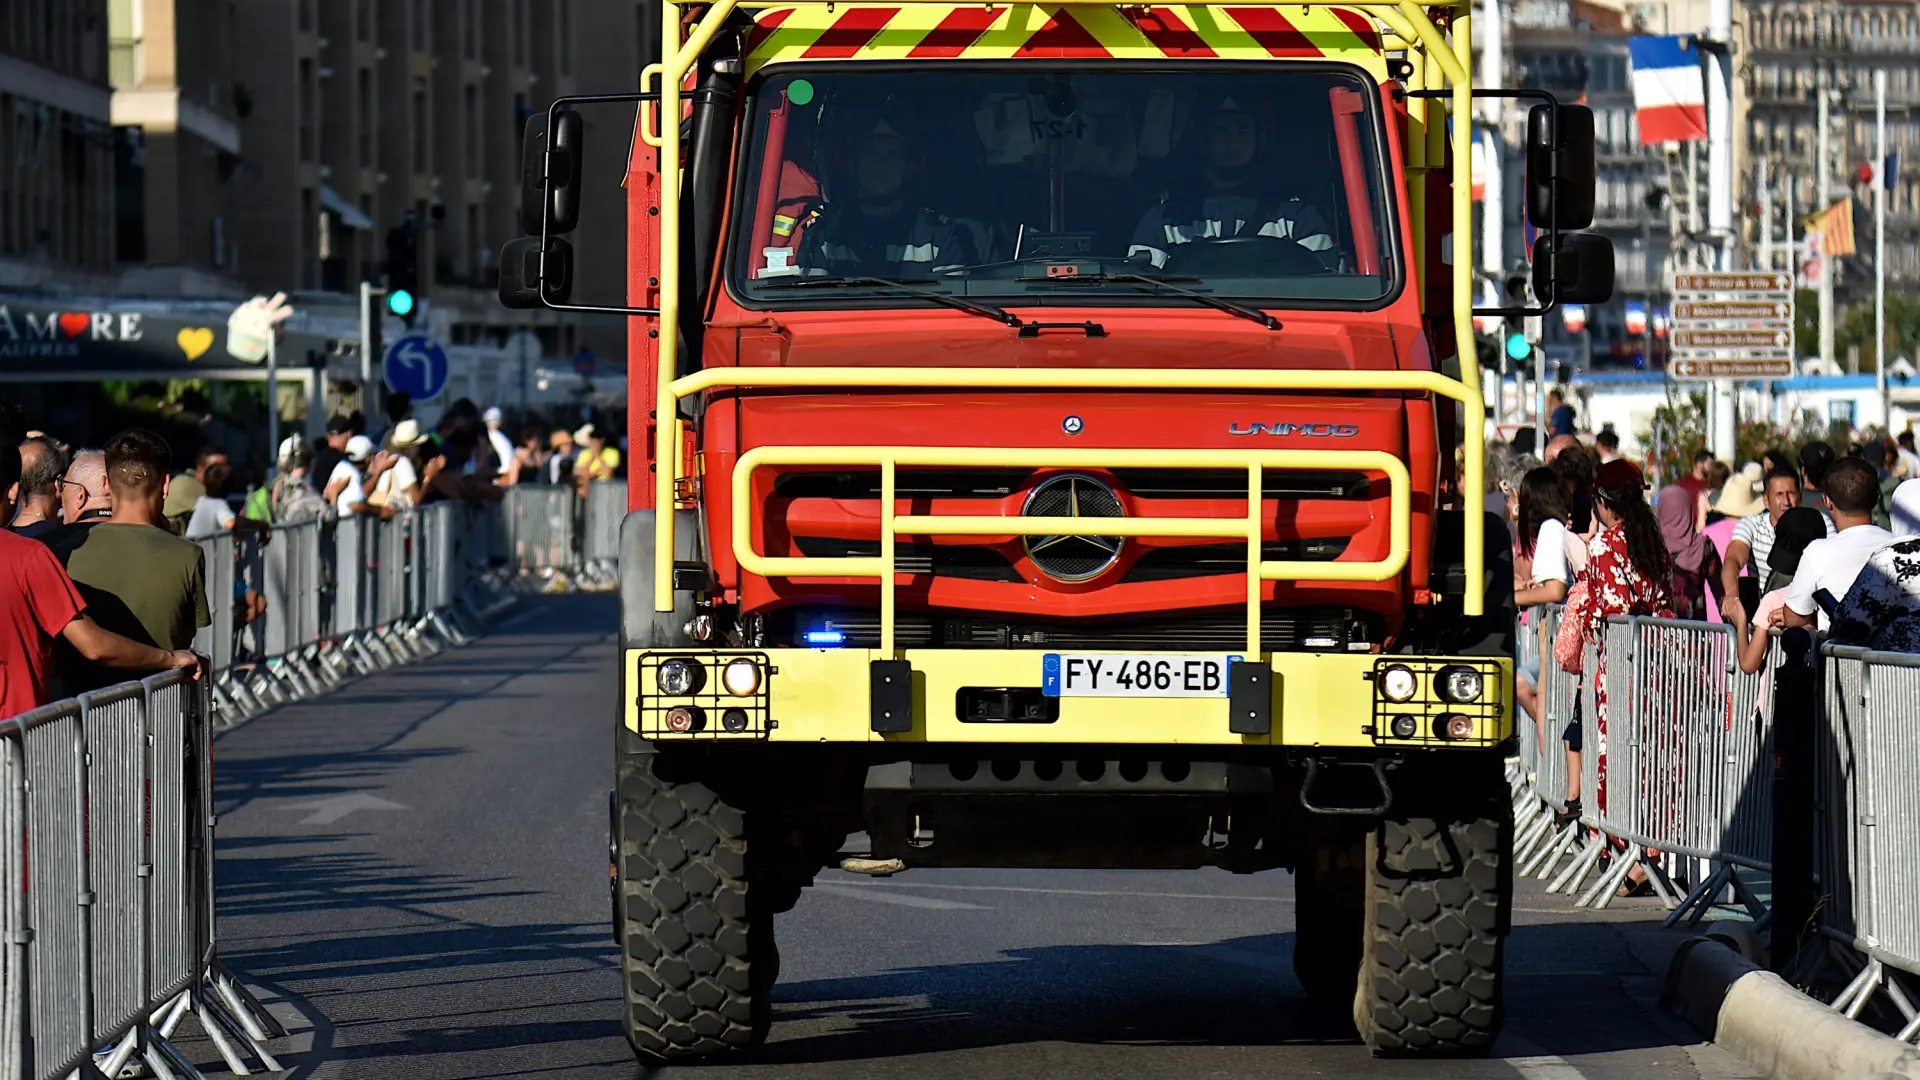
518;110;585;236
1531;233;1614;304
1526;104;1595;230
498;236;575;308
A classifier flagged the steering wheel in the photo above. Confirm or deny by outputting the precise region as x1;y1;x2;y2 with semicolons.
1166;236;1331;277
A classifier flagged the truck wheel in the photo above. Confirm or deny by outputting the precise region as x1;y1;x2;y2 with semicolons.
1354;761;1510;1056
616;743;776;1062
1292;840;1364;1007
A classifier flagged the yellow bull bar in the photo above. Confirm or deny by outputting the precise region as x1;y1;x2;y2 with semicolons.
650;0;1485;628
731;444;1411;654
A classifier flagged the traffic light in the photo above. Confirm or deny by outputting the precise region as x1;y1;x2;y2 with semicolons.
1504;322;1533;365
385;215;421;326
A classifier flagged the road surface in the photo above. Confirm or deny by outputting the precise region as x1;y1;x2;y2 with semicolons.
209;595;1759;1079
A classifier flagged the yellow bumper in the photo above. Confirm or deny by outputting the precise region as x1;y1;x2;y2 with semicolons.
627;649;1512;747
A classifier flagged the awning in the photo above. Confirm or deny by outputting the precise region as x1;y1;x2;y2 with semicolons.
319;185;373;231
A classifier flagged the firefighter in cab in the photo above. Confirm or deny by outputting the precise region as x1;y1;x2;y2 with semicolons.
799;117;981;277
1128;95;1336;271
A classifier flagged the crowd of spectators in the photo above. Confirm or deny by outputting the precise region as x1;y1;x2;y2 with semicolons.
2;392;625;718
1499;391;1920;890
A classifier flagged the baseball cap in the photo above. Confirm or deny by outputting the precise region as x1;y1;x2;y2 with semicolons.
326;415;355;436
574;423;598;444
345;434;376;462
483;406;503;425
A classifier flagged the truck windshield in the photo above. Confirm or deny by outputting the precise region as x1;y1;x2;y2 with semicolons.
731;67;1397;309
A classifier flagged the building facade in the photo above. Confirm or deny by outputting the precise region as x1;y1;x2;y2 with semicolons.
1743;0;1920;295
0;1;117;292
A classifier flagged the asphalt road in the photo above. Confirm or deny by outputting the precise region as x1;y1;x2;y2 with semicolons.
210;595;1760;1080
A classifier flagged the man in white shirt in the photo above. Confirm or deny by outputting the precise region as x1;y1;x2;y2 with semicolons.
324;435;374;513
1782;459;1896;631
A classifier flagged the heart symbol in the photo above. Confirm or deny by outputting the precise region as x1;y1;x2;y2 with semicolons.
176;327;215;361
58;313;89;338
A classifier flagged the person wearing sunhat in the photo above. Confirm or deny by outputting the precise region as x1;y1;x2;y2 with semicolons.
361;419;432;514
798;116;980;276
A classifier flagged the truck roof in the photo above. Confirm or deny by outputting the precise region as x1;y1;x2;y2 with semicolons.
744;4;1388;75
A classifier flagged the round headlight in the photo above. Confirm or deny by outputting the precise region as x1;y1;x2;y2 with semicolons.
1380;665;1418;703
721;708;750;733
1440;667;1484;703
665;706;705;733
722;657;763;697
1390;715;1419;739
657;658;704;696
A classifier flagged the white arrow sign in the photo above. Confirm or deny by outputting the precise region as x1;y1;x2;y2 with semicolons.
280;792;409;826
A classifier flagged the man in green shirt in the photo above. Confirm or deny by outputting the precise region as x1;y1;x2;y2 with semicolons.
61;429;212;693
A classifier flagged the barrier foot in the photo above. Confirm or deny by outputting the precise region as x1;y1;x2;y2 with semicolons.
1579;840;1640;908
191;996;255;1075
1523;822;1574;879
431;610;471;646
210;964;287;1041
1834;957;1884;1019
1547;830;1603;893
141;1036;205;1080
199;989;284;1073
1665;863;1731;928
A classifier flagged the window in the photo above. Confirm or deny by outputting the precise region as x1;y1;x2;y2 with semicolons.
731;67;1400;309
412;82;428;165
298;59;316;161
358;68;374;167
465;85;481;176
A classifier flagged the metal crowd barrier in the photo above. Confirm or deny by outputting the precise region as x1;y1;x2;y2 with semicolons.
1;672;282;1080
1511;608;1920;1042
188;501;518;725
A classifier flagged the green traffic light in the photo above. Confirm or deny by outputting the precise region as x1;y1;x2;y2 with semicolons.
387;289;416;317
1504;333;1531;361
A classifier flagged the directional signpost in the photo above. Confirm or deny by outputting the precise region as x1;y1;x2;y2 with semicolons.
1667;271;1796;380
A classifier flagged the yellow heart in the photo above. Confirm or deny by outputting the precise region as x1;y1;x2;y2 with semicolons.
176;327;215;361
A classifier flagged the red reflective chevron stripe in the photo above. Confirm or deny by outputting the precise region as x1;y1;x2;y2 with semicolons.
802;7;900;58
742;7;792;55
1330;8;1382;52
1018;10;1109;56
1136;8;1215;56
1224;7;1318;56
909;6;1004;57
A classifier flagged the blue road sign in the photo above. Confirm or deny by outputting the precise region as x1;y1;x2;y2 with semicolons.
383;332;449;399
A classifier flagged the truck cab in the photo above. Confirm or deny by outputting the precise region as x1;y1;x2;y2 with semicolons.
499;0;1610;1063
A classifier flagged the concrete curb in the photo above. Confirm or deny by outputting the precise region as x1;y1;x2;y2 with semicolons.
1664;936;1920;1080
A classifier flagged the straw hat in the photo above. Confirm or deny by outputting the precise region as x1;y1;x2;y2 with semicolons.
1714;462;1766;518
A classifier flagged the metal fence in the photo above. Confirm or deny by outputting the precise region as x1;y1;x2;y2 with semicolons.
1511;607;1920;1042
1;673;282;1080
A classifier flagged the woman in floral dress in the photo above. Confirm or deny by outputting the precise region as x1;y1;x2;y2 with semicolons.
1565;460;1674;877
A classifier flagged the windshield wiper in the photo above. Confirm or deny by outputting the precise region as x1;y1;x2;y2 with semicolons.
1076;273;1281;330
757;275;1024;328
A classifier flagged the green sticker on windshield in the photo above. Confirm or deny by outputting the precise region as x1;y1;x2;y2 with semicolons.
788;79;815;106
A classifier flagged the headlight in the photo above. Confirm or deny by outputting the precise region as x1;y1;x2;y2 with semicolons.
1434;714;1476;740
1380;665;1418;703
665;706;706;733
1390;715;1419;739
721;657;763;697
1439;666;1484;703
657;658;704;696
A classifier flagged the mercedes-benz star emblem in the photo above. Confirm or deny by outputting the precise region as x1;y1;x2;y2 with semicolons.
1062;415;1084;435
1022;473;1125;582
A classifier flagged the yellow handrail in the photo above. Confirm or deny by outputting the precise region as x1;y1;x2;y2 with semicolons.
650;0;1486;632
731;445;1412;654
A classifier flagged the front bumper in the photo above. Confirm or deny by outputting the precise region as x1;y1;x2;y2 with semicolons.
626;648;1512;747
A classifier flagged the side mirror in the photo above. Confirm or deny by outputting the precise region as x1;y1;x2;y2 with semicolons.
1531;233;1614;304
498;236;575;308
1526;104;1596;230
518;109;585;236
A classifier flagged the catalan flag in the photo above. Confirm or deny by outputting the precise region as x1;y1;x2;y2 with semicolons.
1803;198;1856;258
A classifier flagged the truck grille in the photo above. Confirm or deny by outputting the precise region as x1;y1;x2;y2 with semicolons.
771;468;1371;501
772;606;1374;651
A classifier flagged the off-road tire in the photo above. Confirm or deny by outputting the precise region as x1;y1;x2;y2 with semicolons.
1292;839;1365;1007
616;743;776;1062
1354;760;1511;1056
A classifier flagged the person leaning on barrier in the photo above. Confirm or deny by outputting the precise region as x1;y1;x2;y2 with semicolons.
1719;467;1830;628
58;429;213;695
0;441;202;715
356;419;431;517
271;441;332;525
503;426;549;486
1832;536;1920;653
1731;507;1828;674
1512;467;1582;751
1780;459;1894;632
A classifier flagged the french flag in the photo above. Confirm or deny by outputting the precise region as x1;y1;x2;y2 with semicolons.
1629;36;1707;145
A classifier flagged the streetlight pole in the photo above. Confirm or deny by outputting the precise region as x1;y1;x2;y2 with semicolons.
1876;68;1889;433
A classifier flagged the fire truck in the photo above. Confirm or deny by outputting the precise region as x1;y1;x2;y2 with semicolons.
499;0;1610;1063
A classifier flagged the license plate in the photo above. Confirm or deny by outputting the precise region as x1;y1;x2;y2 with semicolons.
1041;653;1240;698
